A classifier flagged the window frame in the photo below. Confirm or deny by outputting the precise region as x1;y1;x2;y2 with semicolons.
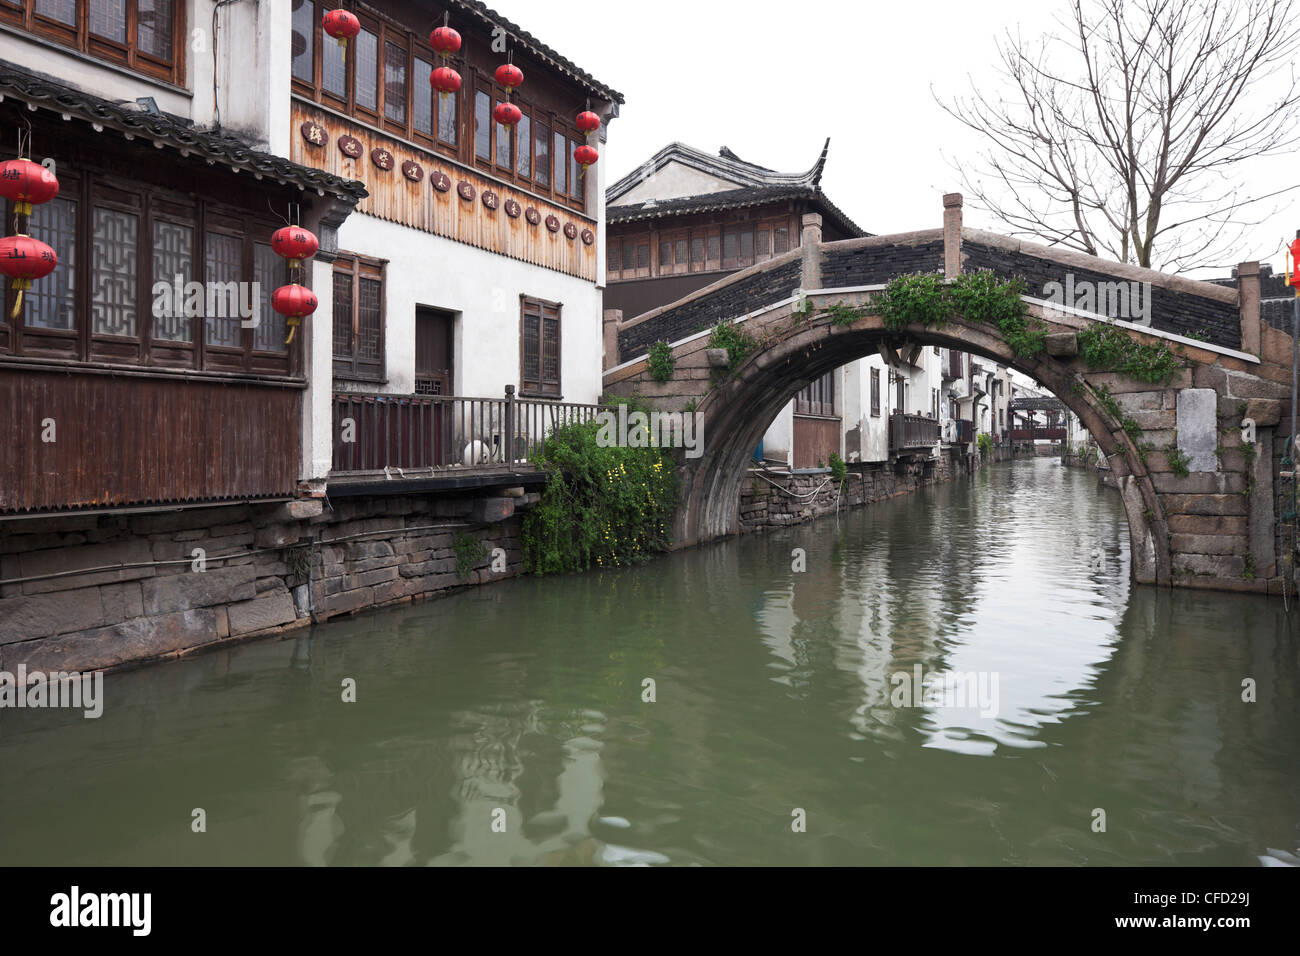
2;161;293;375
870;367;880;417
519;294;562;399
330;251;387;383
0;0;186;86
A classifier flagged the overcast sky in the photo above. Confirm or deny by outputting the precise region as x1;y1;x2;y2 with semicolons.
488;0;1299;280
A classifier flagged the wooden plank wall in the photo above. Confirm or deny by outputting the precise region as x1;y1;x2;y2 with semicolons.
292;103;597;282
0;369;301;513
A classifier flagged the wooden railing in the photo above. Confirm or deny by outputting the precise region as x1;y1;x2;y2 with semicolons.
331;387;609;474
890;412;941;452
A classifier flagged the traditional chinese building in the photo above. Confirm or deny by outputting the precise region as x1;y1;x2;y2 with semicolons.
605;140;952;469
0;1;623;671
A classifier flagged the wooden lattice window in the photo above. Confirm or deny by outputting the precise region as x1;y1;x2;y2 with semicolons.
520;295;561;398
331;253;385;382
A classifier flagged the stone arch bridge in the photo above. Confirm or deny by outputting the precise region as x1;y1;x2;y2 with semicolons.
602;195;1296;594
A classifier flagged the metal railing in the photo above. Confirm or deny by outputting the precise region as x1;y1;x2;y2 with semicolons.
890;412;941;452
332;386;609;474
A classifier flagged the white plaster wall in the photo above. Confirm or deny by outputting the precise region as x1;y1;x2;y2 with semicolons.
304;256;335;480
333;213;605;404
761;403;794;466
616;160;738;205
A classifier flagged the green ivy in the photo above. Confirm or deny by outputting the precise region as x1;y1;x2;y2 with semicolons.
1076;323;1185;384
454;532;487;579
647;340;675;383
875;271;1045;358
1166;444;1191;479
521;413;679;575
826;301;866;327
707;320;759;373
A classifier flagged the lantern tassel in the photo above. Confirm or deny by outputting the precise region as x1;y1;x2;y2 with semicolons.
286;318;300;345
9;289;21;320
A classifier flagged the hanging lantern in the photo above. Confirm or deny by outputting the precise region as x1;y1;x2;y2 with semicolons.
492;102;522;128
270;225;319;268
575;111;601;136
574;144;599;175
322;9;360;50
1286;232;1300;291
0;234;58;319
272;284;319;345
0;158;60;217
431;66;462;96
430;25;461;59
494;62;524;93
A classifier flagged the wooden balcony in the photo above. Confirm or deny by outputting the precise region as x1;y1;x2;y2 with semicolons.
0;366;301;515
890;412;940;453
331;388;607;476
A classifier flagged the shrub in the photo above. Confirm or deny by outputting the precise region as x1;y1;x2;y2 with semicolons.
829;452;847;482
1077;323;1184;384
521;416;678;575
977;433;994;457
707;320;759;373
647;340;675;383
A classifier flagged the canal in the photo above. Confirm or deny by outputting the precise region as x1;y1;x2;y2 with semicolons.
1;458;1297;866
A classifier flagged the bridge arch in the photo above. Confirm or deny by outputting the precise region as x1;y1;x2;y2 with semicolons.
672;302;1170;583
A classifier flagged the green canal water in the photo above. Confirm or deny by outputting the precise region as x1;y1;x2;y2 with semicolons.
2;458;1297;866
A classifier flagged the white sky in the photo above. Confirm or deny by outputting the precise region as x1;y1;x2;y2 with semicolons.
488;0;1300;279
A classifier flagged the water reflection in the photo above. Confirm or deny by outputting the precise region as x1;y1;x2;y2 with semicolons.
0;459;1295;866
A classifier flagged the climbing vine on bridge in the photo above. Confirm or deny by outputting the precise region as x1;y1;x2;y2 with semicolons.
1076;323;1185;384
874;270;1046;359
521;406;679;576
708;321;760;373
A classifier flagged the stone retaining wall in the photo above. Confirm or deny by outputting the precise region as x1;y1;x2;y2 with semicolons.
0;491;533;674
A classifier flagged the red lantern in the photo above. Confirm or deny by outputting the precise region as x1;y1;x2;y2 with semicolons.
272;284;319;345
431;66;462;96
574;144;599;175
494;63;524;93
0;158;60;217
322;9;360;49
270;226;319;268
430;26;461;58
492;102;522;128
576;111;601;136
0;234;58;319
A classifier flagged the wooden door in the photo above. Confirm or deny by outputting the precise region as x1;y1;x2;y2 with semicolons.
415;308;453;395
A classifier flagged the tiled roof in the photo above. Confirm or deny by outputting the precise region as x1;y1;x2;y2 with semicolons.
0;63;368;204
607;183;867;238
449;0;624;104
607;140;832;204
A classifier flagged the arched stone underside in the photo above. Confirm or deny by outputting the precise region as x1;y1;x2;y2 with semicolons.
604;289;1291;594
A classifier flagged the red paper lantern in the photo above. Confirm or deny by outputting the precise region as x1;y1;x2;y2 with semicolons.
494;63;524;93
272;283;319;345
576;111;601;135
492;102;522;127
0;158;60;217
1287;233;1300;289
574;144;599;173
430;26;461;58
270;226;319;267
431;66;462;95
0;234;58;318
322;9;360;48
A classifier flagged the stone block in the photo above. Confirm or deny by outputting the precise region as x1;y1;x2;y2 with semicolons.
18;538;153;595
320;586;374;617
254;524;304;549
0;589;105;645
262;500;324;522
1171;533;1246;556
1244;398;1281;428
1175;389;1218;472
140;565;257;616
2;608;223;673
471;497;515;523
1173;553;1245;578
227;589;297;636
1043;332;1078;356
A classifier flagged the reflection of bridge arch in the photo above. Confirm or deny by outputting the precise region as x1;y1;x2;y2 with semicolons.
603;199;1292;592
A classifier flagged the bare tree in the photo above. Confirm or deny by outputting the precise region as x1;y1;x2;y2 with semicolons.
939;0;1300;272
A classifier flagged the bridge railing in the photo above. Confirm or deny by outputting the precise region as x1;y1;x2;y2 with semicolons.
331;388;608;474
890;413;941;452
